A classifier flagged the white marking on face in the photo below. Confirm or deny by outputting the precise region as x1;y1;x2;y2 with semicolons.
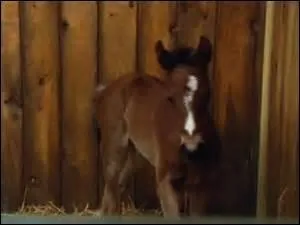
185;111;195;136
183;75;198;136
186;75;198;91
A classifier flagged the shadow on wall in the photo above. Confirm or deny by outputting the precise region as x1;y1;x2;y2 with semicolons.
214;89;256;216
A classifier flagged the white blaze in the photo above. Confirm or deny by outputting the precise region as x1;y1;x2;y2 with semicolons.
183;75;198;135
185;111;195;135
186;75;198;92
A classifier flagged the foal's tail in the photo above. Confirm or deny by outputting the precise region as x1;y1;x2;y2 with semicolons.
93;83;106;147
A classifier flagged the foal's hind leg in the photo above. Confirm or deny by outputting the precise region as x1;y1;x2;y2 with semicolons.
118;144;135;194
100;124;130;216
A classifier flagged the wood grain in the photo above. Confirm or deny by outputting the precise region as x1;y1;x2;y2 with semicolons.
277;2;299;218
99;1;137;84
60;1;98;211
137;1;177;79
213;2;263;216
256;1;274;218
264;1;287;216
1;1;23;212
260;1;299;218
21;1;60;206
177;1;217;48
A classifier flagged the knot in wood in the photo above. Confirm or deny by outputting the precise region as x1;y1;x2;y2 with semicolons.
62;19;69;30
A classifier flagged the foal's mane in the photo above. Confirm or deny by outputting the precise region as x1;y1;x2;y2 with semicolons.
166;47;197;67
155;36;212;74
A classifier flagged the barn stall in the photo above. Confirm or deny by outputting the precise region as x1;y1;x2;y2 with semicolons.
1;0;298;221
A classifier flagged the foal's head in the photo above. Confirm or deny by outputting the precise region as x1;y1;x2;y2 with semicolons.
155;37;215;156
155;36;212;111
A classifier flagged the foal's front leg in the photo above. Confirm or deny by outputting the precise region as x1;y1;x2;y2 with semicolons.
157;177;181;218
156;164;185;218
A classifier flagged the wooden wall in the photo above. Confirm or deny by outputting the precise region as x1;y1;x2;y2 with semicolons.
212;2;266;216
1;1;23;211
2;1;297;218
257;1;299;219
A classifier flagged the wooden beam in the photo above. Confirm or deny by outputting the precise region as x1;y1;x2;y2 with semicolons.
21;1;60;206
137;1;176;79
60;1;98;212
98;1;137;83
1;1;23;212
213;1;263;215
256;1;275;217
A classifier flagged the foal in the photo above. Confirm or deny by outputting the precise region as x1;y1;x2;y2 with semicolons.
94;36;221;217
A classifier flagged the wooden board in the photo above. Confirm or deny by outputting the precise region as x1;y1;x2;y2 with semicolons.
1;1;23;212
177;1;217;48
277;2;299;218
256;1;274;217
60;1;98;211
21;2;60;205
98;1;137;206
260;1;299;218
137;1;177;78
213;2;263;216
264;2;286;216
99;1;137;84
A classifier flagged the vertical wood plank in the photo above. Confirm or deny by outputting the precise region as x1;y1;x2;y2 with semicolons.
213;2;263;216
177;1;217;48
1;1;23;212
272;1;292;216
248;2;266;217
257;1;299;218
98;1;137;207
99;1;137;84
277;2;299;218
61;1;98;211
256;1;274;218
137;1;177;79
264;1;287;216
21;2;60;205
259;1;299;218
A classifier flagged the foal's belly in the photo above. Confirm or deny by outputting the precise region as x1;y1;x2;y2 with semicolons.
124;93;163;166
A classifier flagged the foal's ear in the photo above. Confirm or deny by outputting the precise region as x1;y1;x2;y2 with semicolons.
155;40;176;71
195;36;212;64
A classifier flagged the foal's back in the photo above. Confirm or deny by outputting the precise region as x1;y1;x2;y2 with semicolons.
95;73;177;165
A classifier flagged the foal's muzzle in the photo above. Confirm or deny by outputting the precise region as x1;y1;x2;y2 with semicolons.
180;132;204;152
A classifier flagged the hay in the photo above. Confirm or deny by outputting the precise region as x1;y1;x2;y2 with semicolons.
14;189;161;217
9;186;162;217
15;201;161;217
